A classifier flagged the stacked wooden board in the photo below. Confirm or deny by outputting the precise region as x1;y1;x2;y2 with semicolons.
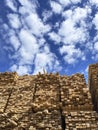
17;109;62;130
61;74;93;111
0;73;62;130
88;63;98;112
64;111;98;129
0;74;34;129
0;72;18;85
0;87;10;113
0;66;98;129
30;73;62;130
0;109;62;130
31;73;61;111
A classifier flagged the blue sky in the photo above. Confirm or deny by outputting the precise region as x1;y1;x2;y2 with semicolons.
0;0;98;80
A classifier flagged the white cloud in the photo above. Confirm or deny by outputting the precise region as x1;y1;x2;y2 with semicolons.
72;7;91;22
42;10;53;22
58;19;87;44
62;7;91;25
19;0;38;12
95;54;98;60
53;60;62;72
64;55;76;64
38;38;46;46
3;0;96;76
58;0;81;7
86;42;93;51
19;29;38;52
43;44;50;53
85;66;88;73
18;29;39;65
58;7;90;45
1;0;64;76
33;44;62;74
18;0;31;6
25;13;51;36
58;0;71;7
7;14;21;29
9;35;20;51
17;65;32;75
71;0;81;4
48;32;61;44
93;13;98;30
94;42;98;51
93;13;98;59
60;45;85;64
5;0;60;75
89;0;98;6
10;64;32;75
10;64;17;71
33;52;55;74
62;10;73;18
92;53;98;61
18;0;39;21
50;1;62;14
6;0;17;12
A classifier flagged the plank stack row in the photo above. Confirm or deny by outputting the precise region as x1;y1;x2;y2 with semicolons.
0;72;18;86
64;111;98;130
31;73;61;111
61;74;93;111
88;63;98;112
0;110;62;130
0;70;98;129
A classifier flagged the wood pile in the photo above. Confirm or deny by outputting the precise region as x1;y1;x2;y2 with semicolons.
88;63;98;112
17;109;62;130
15;75;34;87
0;69;98;129
64;111;98;130
31;73;61;111
0;74;34;113
0;88;10;113
30;110;62;130
61;74;93;111
0;110;62;130
0;72;18;85
6;85;34;113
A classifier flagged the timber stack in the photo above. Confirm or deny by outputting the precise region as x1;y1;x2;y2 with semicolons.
0;63;98;130
0;72;18;85
88;63;98;113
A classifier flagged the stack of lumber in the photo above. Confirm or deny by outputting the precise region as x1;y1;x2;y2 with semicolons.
6;85;35;113
0;70;98;129
0;74;35;113
0;110;62;130
30;109;62;130
31;73;61;111
0;74;36;129
0;73;62;130
0;88;10;113
91;74;98;112
64;111;98;130
17;109;62;130
0;72;18;85
15;75;34;87
88;63;98;112
88;63;98;88
61;74;93;111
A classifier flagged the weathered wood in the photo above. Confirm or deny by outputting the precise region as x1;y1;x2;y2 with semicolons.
0;65;98;129
88;63;98;112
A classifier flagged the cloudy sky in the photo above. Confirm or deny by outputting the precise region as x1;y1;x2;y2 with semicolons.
0;0;98;79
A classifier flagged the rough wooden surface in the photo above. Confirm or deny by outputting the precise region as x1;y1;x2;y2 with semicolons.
88;63;98;112
0;64;98;130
